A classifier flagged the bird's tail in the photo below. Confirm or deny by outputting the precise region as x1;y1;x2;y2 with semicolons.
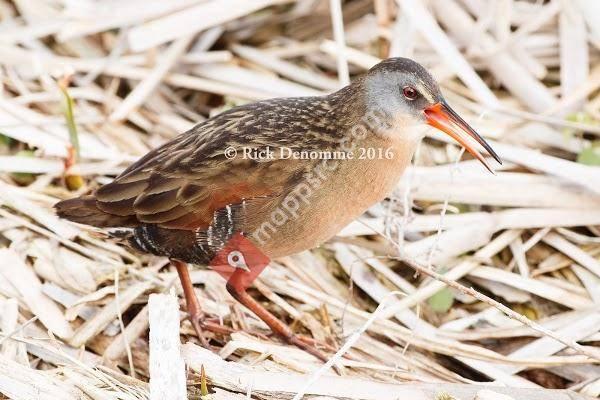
55;195;134;227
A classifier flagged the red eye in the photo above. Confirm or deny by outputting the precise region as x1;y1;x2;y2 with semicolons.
403;86;418;100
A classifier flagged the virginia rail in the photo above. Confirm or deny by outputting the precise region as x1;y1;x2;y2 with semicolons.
56;58;500;362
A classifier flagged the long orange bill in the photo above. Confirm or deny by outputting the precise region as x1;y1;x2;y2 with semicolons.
424;101;502;173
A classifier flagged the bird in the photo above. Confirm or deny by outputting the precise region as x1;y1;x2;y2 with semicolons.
55;57;501;363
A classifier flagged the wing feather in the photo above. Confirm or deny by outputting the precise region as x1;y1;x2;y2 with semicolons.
91;95;344;231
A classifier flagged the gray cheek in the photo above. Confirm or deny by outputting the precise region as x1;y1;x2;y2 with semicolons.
367;88;397;110
365;75;425;127
365;74;401;108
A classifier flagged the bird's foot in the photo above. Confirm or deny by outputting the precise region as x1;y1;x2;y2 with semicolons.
186;312;235;347
223;278;343;373
286;334;344;375
187;312;271;343
296;334;339;353
187;310;211;348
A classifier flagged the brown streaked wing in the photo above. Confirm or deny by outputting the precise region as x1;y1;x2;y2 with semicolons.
94;95;344;230
96;155;305;231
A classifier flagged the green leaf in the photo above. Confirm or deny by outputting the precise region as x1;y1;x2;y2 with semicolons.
563;112;599;138
577;143;600;166
200;365;209;397
15;150;34;157
58;82;80;163
0;133;12;146
428;287;454;313
566;111;596;125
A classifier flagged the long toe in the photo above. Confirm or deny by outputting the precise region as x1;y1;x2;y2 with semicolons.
188;312;211;348
288;334;344;375
201;319;236;335
296;334;338;353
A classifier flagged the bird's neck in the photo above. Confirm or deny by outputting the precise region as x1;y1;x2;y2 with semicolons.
326;78;368;128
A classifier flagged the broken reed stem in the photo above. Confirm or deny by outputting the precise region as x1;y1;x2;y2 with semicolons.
398;256;600;363
114;268;136;378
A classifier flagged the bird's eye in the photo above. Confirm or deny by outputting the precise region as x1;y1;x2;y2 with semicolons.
402;86;418;100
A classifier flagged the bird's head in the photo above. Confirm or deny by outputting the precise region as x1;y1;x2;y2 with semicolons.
363;57;501;171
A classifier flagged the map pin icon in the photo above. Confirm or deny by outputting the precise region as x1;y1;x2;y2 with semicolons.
227;250;250;272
